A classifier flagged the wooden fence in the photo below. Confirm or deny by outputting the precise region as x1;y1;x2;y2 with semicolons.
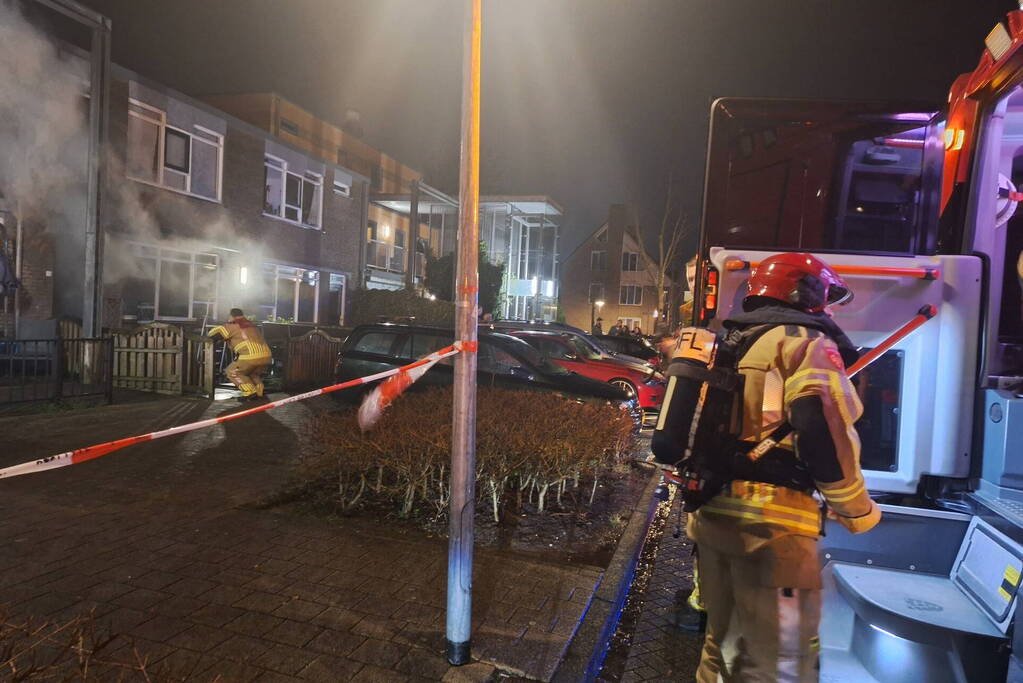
55;319;343;397
183;333;215;396
111;323;185;394
284;328;344;390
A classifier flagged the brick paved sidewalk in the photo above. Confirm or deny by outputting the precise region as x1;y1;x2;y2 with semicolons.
615;493;703;682
0;395;606;681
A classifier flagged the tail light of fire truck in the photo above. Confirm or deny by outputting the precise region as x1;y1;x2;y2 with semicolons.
699;261;719;324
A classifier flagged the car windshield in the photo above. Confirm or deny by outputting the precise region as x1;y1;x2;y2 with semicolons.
491;334;570;375
567;336;602;360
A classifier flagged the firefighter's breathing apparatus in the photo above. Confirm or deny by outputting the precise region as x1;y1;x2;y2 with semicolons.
650;304;938;537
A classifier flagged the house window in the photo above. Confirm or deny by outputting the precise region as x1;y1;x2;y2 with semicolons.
590;250;607;271
279;118;300;136
620;285;643;306
260;264;320;323
126;99;223;201
365;220;404;273
123;243;220;321
589;283;604;303
622;252;640;271
326;273;347;325
263;155;323;228
333;176;351;197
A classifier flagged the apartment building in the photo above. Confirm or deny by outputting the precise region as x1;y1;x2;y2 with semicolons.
202;93;443;292
202;95;564;319
0;10;564;336
102;70;367;328
480;197;561;321
560;204;672;334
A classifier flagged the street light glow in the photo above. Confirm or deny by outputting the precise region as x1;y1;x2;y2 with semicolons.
595;299;605;308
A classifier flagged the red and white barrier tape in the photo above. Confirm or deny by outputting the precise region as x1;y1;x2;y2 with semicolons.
0;342;469;480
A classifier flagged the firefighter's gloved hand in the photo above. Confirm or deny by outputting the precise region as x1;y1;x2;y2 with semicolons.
829;499;881;534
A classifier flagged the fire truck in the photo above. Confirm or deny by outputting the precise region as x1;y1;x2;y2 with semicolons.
692;9;1023;683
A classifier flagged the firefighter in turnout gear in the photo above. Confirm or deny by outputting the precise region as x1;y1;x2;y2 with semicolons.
208;308;272;402
688;253;881;682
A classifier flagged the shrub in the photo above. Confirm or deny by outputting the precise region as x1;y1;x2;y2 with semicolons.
1;607;151;680
348;288;455;327
301;386;635;522
424;241;505;315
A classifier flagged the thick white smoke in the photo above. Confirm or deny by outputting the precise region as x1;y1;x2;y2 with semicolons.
0;0;90;230
0;0;271;324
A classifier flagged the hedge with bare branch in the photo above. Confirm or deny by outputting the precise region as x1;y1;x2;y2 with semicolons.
301;386;635;521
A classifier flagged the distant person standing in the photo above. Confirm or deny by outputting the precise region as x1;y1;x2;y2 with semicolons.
631;324;643;337
592;317;604;335
611;320;627;336
208;308;272;402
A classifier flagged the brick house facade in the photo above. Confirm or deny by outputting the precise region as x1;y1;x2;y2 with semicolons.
560;204;672;334
102;68;368;328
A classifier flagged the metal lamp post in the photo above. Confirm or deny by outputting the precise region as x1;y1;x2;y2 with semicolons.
446;0;482;667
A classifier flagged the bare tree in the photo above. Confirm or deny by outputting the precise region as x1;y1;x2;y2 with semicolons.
636;176;688;332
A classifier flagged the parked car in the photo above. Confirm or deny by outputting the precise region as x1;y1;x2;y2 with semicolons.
333;324;641;423
594;334;662;369
509;331;666;411
483;321;653;371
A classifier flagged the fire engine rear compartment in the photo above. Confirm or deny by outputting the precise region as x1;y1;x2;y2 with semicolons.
815;83;1023;683
697;91;1023;680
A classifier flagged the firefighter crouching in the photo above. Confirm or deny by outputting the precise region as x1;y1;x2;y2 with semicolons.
208;308;273;402
652;252;881;682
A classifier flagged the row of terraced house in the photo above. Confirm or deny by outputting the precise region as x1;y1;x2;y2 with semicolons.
0;8;562;340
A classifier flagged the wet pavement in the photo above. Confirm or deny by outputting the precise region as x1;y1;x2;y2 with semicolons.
0;394;605;681
605;492;703;681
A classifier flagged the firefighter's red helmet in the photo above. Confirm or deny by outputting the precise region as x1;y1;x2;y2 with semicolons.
746;252;852;312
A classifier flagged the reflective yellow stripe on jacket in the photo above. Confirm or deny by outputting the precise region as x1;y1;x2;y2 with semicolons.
236;340;272;360
700;480;822;537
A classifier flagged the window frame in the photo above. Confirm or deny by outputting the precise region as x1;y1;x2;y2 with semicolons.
619;285;643;306
333;176;352;197
622;252;640;271
263;154;324;230
126;242;220;321
260;262;321;323
590;250;607;271
126;98;223;202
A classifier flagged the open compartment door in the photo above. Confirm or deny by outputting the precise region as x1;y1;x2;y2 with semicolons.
696;99;980;494
699;98;943;259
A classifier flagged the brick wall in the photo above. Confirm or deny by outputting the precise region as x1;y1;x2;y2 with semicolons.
0;228;55;338
103;75;366;327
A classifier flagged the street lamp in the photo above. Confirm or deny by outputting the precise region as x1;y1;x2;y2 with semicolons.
591;299;605;331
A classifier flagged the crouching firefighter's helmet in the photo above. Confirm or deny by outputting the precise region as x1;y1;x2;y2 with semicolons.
651;253;854;511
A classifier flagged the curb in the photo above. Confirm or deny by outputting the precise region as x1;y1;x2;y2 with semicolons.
550;467;664;682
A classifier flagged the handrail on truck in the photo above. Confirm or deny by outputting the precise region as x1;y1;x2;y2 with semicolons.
724;258;939;280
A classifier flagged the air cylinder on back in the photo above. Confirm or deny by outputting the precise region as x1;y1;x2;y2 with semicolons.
651;327;739;469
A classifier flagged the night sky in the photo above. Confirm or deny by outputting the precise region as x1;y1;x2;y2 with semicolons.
79;0;1017;257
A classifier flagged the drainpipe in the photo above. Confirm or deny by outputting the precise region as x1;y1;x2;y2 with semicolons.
406;179;419;290
82;13;111;338
14;210;22;339
359;179;370;288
